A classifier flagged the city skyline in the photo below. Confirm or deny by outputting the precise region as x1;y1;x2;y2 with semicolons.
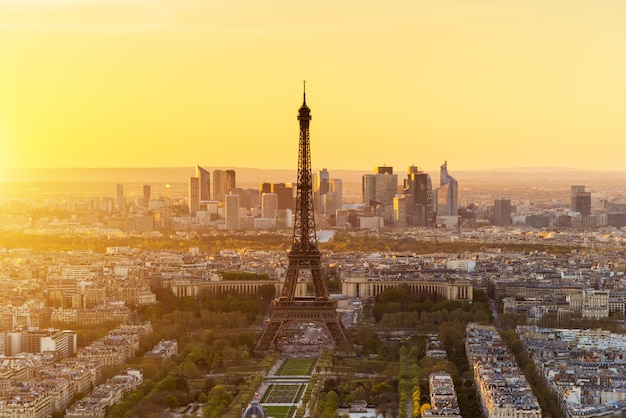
1;1;625;173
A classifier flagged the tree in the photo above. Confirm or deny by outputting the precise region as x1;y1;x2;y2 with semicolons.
159;375;177;391
371;381;392;396
165;394;179;409
326;391;340;410
183;361;199;379
203;385;233;418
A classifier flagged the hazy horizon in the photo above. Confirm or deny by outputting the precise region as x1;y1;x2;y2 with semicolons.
5;164;626;172
3;165;626;189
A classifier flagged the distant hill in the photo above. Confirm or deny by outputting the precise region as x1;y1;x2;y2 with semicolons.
3;166;626;190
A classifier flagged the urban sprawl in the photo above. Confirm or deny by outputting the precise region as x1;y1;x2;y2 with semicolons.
1;163;626;418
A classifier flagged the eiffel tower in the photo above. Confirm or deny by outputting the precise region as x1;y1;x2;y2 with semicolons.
255;83;351;353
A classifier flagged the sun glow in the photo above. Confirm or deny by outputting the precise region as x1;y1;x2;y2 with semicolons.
0;1;625;171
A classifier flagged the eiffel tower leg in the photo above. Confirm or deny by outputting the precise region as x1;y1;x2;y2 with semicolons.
325;320;351;351
310;258;329;299
282;260;300;300
255;321;280;352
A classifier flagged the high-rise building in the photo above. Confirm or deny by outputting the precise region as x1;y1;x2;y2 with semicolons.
436;161;458;217
226;169;236;192
571;185;591;215
142;185;151;207
196;166;211;202
362;167;398;206
323;193;339;220
188;177;200;215
393;195;407;227
494;197;512;226
330;179;342;205
362;174;378;206
213;169;236;201
314;168;330;194
261;193;278;219
324;179;343;216
260;182;272;194
403;166;434;226
313;168;330;212
260;183;293;211
313;170;343;216
272;183;294;211
225;193;240;230
362;167;398;223
375;166;394;175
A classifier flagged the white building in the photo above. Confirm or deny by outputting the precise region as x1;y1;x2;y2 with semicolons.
261;193;278;219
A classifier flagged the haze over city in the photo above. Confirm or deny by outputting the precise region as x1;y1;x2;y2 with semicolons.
3;3;626;418
1;0;626;174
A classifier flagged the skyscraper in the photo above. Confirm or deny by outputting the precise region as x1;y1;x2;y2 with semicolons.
260;183;293;211
362;167;398;206
362;166;398;221
393;195;407;227
261;193;278;219
436;161;459;217
272;183;294;211
362;174;378;206
213;169;236;202
226;170;236;192
229;187;255;210
188;177;200;215
196;166;211;202
324;178;343;216
313;168;330;212
362;167;398;222
225;193;240;230
494;198;512;226
571;185;591;215
260;182;272;194
403;166;434;226
375;166;394;175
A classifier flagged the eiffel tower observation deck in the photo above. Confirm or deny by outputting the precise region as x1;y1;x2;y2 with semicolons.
254;84;352;353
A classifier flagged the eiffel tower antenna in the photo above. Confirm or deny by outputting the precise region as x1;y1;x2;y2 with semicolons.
255;84;351;353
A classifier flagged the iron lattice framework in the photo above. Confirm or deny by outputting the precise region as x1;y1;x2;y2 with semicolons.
255;85;351;353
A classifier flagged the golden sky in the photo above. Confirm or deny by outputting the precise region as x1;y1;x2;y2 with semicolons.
1;0;625;172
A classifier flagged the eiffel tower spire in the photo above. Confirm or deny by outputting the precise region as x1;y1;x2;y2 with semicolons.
292;80;318;255
254;84;351;353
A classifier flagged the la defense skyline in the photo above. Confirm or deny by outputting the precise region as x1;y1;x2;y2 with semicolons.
360;161;459;228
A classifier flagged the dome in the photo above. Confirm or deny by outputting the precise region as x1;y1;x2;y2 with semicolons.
242;400;266;418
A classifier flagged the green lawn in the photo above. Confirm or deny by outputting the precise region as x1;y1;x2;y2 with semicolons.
261;384;306;404
263;405;297;418
276;358;316;376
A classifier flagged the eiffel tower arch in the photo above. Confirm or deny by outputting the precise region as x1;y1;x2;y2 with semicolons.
255;84;352;353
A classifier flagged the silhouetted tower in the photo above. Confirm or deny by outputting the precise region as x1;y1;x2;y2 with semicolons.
255;84;351;353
